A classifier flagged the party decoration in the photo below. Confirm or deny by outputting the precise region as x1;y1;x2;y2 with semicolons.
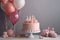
7;29;14;37
2;32;8;38
40;28;49;37
14;0;25;10
49;30;57;38
0;0;1;2
9;0;14;3
1;0;8;5
4;2;15;16
48;27;57;38
9;11;19;25
40;27;58;38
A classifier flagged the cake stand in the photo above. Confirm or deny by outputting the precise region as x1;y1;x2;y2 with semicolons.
27;31;40;38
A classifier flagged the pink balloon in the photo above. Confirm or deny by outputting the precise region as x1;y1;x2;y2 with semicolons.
4;2;15;16
9;0;14;3
1;0;8;5
9;11;19;25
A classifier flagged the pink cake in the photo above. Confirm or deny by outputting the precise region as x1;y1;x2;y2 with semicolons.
22;16;40;33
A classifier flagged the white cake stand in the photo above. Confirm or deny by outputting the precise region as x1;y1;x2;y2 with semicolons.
27;31;40;38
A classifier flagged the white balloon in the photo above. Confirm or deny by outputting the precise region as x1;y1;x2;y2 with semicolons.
14;0;25;10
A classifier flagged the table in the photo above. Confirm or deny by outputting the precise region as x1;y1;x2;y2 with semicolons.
0;35;60;40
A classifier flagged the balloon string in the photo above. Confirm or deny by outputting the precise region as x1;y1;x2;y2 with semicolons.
13;25;15;36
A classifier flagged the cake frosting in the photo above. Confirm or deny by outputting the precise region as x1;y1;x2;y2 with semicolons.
22;16;40;33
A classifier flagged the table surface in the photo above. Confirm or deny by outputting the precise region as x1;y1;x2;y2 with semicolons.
0;35;60;40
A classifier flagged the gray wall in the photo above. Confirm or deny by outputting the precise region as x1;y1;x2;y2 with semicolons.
0;0;60;35
0;6;6;36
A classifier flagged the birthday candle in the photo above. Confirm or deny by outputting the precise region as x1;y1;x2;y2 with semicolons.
26;16;28;20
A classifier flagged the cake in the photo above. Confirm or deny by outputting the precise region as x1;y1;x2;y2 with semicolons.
22;16;40;33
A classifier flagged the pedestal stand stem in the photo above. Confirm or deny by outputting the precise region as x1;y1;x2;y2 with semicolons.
29;33;34;38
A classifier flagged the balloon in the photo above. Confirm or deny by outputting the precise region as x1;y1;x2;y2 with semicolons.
14;0;25;10
9;0;14;3
9;11;19;25
4;2;15;16
1;0;8;5
0;0;1;2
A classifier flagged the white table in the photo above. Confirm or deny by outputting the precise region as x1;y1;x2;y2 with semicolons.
0;35;60;40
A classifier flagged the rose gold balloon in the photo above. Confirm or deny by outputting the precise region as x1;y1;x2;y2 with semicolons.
0;0;1;2
9;11;19;25
1;0;8;5
9;0;14;3
4;2;15;16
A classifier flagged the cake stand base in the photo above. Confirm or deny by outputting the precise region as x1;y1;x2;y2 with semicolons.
29;33;34;38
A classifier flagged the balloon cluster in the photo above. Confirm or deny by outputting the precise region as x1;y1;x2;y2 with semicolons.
1;0;25;26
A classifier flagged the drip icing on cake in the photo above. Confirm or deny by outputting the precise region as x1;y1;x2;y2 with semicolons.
22;16;40;33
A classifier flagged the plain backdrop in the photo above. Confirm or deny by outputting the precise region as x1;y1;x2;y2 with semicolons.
0;0;60;35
